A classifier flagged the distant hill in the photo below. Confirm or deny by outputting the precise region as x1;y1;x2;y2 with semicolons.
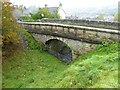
64;5;118;19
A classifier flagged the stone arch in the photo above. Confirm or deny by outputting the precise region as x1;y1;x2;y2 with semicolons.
32;33;95;61
45;39;73;62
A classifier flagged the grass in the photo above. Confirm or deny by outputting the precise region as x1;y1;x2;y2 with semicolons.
2;50;68;88
2;31;119;88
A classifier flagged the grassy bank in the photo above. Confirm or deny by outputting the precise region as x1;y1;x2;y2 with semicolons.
2;31;118;88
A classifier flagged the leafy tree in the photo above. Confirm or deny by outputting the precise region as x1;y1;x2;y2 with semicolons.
31;8;51;20
96;13;105;20
21;14;33;21
13;5;26;19
30;8;60;20
45;4;48;8
59;2;62;8
114;12;120;22
0;1;2;45
17;5;26;13
2;1;20;45
51;8;60;18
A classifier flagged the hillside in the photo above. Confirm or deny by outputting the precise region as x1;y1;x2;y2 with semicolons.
2;32;118;88
65;5;117;19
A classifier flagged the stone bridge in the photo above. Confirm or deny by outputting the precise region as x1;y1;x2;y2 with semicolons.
18;21;120;61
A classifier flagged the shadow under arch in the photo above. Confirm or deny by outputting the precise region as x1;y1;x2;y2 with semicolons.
45;39;72;62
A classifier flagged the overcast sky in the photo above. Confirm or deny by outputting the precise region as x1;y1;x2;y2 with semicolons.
10;0;119;8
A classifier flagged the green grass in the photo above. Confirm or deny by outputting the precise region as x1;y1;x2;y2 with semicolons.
2;32;119;88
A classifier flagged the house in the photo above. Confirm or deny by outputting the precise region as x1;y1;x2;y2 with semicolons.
47;7;66;19
13;6;39;20
23;6;38;15
16;6;66;19
58;7;66;19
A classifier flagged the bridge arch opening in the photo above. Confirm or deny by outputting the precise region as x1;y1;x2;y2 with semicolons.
45;39;72;62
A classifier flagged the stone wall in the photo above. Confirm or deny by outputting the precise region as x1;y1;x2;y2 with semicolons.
40;19;119;30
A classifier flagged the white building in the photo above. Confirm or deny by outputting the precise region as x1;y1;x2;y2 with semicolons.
47;7;66;19
58;8;66;19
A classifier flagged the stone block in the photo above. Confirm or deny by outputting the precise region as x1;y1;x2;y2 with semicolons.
97;32;111;41
40;26;46;31
69;28;75;34
25;24;28;28
84;43;95;52
46;26;51;30
54;30;59;34
21;24;24;27
63;28;69;33
31;25;35;28
36;25;40;30
52;26;56;31
84;30;97;40
110;34;119;42
57;27;63;33
76;29;83;37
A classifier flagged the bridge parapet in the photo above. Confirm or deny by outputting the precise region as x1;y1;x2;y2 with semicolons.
18;21;120;44
40;19;119;30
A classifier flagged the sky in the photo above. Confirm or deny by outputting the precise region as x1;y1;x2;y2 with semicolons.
10;0;120;8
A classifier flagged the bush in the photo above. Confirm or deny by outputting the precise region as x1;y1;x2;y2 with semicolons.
23;31;42;51
2;1;20;45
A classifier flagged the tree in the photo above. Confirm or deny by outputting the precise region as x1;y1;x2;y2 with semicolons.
2;1;20;45
30;8;60;20
13;5;26;19
96;13;105;20
30;8;50;20
114;12;120;22
0;1;2;45
59;2;62;8
45;4;48;8
51;8;60;18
